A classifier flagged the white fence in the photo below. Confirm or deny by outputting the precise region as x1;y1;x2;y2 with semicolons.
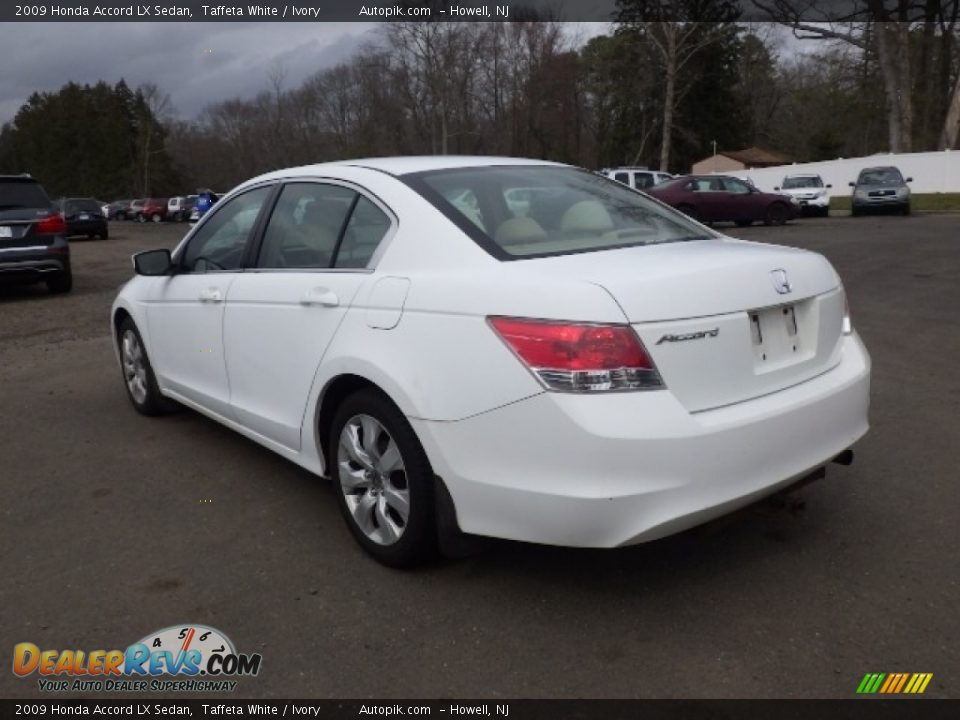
718;150;960;196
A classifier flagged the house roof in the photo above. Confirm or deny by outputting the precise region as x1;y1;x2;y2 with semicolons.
719;147;791;165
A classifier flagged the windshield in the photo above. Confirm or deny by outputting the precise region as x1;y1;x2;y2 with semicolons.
406;166;714;259
782;176;823;189
858;169;904;185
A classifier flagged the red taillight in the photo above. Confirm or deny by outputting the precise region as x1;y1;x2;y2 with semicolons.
489;317;663;392
35;213;66;235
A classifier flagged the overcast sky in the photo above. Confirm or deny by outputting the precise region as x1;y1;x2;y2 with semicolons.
0;22;620;126
0;22;805;127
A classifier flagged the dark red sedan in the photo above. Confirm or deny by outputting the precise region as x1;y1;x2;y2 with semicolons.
645;175;799;226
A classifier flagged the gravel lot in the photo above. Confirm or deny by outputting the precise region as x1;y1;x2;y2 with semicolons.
1;215;957;699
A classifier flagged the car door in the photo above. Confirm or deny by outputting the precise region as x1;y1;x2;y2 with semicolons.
145;185;273;418
689;177;728;221
718;177;756;221
223;181;396;450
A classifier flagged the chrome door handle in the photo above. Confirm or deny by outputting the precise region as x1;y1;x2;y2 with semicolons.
300;288;339;307
199;288;223;303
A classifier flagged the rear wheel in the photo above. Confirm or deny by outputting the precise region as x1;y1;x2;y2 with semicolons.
136;213;146;223
330;389;438;568
764;203;788;226
117;317;176;416
851;206;862;217
46;269;72;294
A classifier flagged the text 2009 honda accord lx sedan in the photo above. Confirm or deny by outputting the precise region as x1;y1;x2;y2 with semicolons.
111;157;870;566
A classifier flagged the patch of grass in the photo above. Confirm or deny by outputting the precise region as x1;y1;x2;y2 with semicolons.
830;193;960;213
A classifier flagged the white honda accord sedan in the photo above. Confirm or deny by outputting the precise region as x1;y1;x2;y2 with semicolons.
111;156;870;566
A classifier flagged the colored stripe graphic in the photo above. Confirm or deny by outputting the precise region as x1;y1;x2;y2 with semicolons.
857;672;933;694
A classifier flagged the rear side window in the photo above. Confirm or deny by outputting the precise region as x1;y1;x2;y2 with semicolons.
335;197;392;269
258;183;356;269
633;173;654;189
0;180;51;210
406;166;713;260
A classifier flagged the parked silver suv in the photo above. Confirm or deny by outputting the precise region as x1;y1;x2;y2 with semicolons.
849;166;912;216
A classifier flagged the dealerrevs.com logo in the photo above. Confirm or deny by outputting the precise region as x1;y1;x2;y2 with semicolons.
13;624;262;692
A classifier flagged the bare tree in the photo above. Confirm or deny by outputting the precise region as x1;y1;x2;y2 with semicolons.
137;83;172;196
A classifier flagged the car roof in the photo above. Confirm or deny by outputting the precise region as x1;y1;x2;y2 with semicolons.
784;173;821;178
250;156;567;182
860;166;900;172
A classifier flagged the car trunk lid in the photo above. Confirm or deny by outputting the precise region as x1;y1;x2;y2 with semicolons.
525;239;845;411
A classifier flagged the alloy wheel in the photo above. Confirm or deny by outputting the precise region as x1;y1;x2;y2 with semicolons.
121;329;148;404
337;414;410;546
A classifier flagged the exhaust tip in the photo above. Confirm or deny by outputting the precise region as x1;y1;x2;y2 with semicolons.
832;449;855;466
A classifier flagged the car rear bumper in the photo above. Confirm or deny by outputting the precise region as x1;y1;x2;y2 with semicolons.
0;243;70;283
412;333;870;548
66;219;107;236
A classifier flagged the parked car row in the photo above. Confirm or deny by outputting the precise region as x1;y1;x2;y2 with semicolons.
105;191;221;223
624;164;913;225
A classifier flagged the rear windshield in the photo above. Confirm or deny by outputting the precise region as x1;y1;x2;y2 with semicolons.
858;169;903;185
0;180;51;210
66;199;102;213
405;166;713;260
783;176;823;189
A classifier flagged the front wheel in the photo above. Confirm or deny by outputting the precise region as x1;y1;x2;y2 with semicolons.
330;389;438;567
151;213;162;223
117;318;176;416
901;203;911;216
764;203;788;226
735;219;753;227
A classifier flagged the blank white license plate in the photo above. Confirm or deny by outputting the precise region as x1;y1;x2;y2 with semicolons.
78;214;90;220
750;304;802;366
0;226;11;238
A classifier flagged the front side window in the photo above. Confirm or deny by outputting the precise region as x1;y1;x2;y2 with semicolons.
258;183;356;269
406;166;714;259
181;186;271;273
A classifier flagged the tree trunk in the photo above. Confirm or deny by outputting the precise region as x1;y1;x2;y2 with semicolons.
873;21;913;153
938;72;960;149
660;37;677;173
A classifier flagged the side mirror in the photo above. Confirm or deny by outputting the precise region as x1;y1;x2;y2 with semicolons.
905;177;913;182
773;186;780;191
826;184;833;189
848;182;855;187
133;249;173;276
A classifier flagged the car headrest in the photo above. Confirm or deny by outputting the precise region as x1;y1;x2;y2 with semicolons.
495;217;548;246
560;201;614;233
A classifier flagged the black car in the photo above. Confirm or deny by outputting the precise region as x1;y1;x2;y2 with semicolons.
0;175;72;293
107;199;134;220
54;197;109;239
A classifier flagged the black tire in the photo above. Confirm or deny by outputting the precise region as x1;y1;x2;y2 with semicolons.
329;389;438;568
677;204;699;221
820;206;830;218
46;270;72;294
735;219;753;227
851;206;862;217
116;317;177;416
136;213;146;223
901;203;911;216
764;202;788;226
151;213;162;223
